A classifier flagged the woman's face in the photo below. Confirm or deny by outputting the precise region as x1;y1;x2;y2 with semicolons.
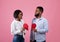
18;12;23;19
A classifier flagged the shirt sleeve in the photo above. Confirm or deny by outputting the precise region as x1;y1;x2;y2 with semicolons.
11;22;21;35
37;20;48;33
30;18;35;41
21;20;27;34
30;30;35;41
23;29;26;35
23;29;27;38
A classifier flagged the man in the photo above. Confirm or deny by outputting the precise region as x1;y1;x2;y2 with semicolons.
11;10;26;42
30;6;48;42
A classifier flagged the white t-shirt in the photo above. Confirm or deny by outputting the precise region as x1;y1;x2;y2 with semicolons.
11;19;26;36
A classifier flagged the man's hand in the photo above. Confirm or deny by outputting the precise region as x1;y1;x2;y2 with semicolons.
34;29;37;32
30;40;33;42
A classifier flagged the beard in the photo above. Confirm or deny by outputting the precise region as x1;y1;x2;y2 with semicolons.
35;13;39;18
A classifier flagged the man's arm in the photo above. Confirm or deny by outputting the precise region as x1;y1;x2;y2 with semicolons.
30;30;33;41
30;18;36;42
37;20;48;33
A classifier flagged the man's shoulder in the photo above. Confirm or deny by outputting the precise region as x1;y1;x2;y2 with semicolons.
32;18;36;20
42;17;48;22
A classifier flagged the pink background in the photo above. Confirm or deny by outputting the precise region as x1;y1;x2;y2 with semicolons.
0;0;60;42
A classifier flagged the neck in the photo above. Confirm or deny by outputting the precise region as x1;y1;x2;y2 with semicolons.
15;18;21;21
36;15;41;19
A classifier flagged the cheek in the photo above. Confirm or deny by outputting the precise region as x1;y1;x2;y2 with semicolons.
35;12;39;14
20;15;22;18
18;15;21;18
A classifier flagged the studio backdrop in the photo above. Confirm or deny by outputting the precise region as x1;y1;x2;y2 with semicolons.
0;0;60;42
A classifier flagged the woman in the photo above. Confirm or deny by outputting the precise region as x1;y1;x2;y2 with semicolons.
11;10;26;42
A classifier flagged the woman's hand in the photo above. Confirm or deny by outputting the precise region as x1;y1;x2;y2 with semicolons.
21;28;25;32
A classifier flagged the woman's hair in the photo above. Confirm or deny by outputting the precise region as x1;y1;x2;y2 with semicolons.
13;10;22;18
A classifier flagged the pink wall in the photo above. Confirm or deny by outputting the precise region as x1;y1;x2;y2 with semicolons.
0;0;60;42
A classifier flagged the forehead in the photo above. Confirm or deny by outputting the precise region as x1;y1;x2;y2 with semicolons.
35;8;40;12
36;8;40;10
19;12;23;15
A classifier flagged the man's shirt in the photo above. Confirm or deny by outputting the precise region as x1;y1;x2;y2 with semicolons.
30;17;48;42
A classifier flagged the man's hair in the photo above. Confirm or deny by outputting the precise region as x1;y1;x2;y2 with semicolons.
37;6;44;13
13;10;22;18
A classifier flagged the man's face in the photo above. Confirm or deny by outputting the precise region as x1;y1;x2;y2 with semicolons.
35;8;40;14
35;8;42;16
18;12;23;19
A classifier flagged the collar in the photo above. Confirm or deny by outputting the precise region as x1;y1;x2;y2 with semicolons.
14;19;22;22
35;16;43;20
